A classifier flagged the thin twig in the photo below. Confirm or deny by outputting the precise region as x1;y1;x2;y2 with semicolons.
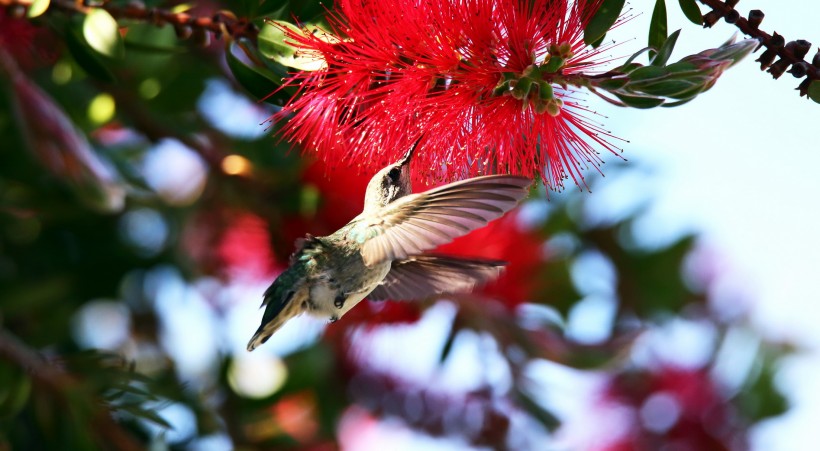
2;0;259;42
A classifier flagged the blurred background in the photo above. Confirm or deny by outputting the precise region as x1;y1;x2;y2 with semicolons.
0;0;817;450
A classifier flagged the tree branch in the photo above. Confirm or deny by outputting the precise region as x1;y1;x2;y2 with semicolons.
696;0;820;98
2;0;259;44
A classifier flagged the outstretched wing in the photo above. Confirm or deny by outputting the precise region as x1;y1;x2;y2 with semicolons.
346;175;530;266
367;254;506;301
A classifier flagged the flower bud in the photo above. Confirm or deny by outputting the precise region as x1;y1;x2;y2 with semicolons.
545;98;563;117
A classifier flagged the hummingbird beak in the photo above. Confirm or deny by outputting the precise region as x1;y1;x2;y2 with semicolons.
398;137;421;166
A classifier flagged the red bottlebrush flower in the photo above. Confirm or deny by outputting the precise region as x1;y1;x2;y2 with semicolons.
275;0;620;191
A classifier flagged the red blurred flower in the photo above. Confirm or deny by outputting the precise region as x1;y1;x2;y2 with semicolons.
0;9;59;70
302;159;371;229
217;212;279;280
276;0;619;190
278;158;373;262
596;366;747;451
183;209;280;281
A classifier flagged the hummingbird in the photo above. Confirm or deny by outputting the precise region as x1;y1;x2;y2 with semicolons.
247;142;531;351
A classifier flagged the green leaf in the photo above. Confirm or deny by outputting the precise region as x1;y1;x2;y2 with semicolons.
628;65;668;81
258;20;301;60
708;39;759;67
594;76;629;90
258;20;329;71
119;405;173;429
661;97;696;107
648;0;668;54
234;0;259;18
678;0;703;25
123;41;187;54
590;33;605;49
439;326;459;364
621;47;652;68
651;29;680;66
614;92;665;108
0;367;31;419
65;28;116;82
583;0;626;46
515;390;560;432
226;44;287;104
632;79;699;97
809;80;820;104
665;61;699;73
255;0;290;20
664;82;707;100
27;0;50;19
83;9;124;59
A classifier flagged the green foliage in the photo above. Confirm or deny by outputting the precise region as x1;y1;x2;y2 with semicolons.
226;42;287;103
589;36;758;108
64;26;117;82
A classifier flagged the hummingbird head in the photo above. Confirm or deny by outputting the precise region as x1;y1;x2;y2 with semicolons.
363;139;418;210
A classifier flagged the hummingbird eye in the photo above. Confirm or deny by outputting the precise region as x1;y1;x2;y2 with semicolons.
388;167;401;182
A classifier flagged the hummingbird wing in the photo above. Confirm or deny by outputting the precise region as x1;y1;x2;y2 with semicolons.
367;254;506;301
348;175;531;266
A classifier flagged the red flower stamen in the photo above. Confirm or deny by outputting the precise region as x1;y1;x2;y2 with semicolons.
273;0;623;191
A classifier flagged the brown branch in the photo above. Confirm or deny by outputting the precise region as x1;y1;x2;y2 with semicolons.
0;328;144;451
2;0;259;43
696;0;820;98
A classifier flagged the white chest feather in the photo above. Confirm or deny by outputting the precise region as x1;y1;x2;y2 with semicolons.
307;262;391;320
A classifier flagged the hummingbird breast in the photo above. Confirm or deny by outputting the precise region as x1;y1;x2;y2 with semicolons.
303;238;391;320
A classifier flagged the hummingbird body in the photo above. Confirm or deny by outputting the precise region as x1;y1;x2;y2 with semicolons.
247;143;531;351
292;233;392;319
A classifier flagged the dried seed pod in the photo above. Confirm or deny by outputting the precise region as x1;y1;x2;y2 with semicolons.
789;61;809;78
756;49;777;70
703;11;721;28
747;10;764;29
787;40;812;60
767;58;790;79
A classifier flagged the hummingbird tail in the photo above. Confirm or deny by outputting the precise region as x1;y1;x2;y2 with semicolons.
246;320;286;352
247;287;307;352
